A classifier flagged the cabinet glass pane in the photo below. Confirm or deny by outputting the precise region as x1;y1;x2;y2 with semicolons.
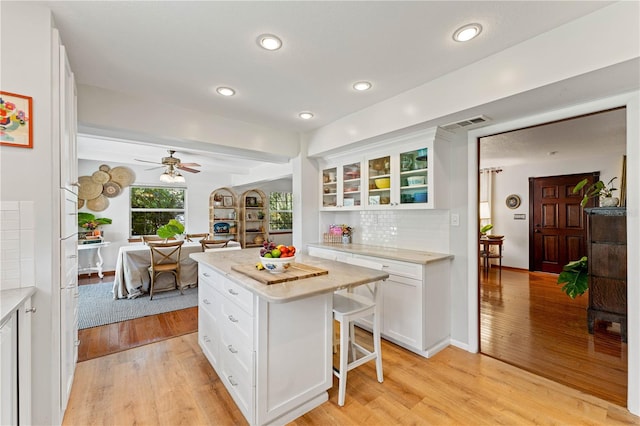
322;167;337;207
399;148;428;205
368;156;391;205
342;162;361;207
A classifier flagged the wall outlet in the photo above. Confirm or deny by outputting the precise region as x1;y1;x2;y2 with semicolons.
451;213;460;226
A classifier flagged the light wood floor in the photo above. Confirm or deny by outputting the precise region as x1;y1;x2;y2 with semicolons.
63;330;639;425
480;266;628;407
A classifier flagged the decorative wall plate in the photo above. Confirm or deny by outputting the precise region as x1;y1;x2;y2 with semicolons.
102;181;122;198
506;194;521;209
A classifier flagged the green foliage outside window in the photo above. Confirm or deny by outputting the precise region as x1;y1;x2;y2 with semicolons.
269;192;293;231
130;186;185;236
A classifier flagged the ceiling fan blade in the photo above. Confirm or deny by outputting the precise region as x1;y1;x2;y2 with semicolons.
179;162;201;167
145;166;165;171
177;165;201;173
135;158;162;165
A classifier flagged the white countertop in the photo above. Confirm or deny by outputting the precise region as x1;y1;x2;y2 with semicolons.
306;242;453;264
1;286;36;324
190;248;389;303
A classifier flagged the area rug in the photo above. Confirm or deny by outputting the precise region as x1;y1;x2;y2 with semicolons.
78;282;198;329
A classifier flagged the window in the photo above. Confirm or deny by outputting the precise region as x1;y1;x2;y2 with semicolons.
269;192;292;231
130;186;186;236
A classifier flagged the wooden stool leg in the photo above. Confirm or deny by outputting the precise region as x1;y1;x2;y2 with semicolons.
338;317;349;407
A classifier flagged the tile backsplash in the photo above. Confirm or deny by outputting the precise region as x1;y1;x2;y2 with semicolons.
320;209;450;253
0;201;35;290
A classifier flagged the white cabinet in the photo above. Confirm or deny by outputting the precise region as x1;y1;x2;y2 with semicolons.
0;291;35;426
55;29;79;416
1;311;18;425
320;161;363;209
197;262;333;425
310;248;451;358
319;127;452;211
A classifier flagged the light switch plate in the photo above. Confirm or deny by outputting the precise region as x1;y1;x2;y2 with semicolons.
451;213;460;226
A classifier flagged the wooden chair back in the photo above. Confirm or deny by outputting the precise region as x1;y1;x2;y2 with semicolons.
147;240;184;300
200;239;234;251
185;233;209;242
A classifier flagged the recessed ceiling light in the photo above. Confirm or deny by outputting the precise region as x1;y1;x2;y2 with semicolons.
353;81;372;91
298;111;314;120
453;23;482;42
257;34;282;51
216;87;235;97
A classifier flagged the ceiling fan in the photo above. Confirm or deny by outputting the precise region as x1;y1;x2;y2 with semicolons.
135;150;201;174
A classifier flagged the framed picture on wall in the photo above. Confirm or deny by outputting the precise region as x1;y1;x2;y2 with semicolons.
0;91;33;148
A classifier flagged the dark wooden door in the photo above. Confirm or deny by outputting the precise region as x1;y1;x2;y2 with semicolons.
529;172;598;273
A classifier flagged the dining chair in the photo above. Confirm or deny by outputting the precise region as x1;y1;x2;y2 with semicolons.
200;238;235;251
332;257;384;406
147;240;184;300
185;233;208;242
141;235;164;244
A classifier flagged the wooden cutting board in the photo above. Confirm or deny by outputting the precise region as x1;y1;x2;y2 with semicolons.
231;262;328;285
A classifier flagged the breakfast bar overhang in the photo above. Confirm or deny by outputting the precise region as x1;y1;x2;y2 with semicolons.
190;248;390;425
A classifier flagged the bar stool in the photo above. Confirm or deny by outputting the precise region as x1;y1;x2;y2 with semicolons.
333;257;384;406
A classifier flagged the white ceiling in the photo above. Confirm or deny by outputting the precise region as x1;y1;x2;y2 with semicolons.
37;1;624;166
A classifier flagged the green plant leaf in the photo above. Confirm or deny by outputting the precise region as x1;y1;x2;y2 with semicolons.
556;256;588;298
156;219;185;239
480;224;493;233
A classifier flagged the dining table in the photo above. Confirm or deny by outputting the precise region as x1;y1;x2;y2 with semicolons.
112;241;203;299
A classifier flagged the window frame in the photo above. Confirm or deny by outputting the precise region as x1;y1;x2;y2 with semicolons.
129;184;187;236
268;191;293;232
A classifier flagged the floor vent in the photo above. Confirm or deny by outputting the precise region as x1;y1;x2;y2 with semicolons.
442;115;491;131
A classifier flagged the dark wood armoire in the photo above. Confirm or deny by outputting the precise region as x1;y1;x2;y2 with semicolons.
585;207;627;342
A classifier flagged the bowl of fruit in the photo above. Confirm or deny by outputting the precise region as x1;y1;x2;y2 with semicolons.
259;241;296;273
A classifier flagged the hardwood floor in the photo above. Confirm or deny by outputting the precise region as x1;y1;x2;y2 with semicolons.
480;266;628;407
63;331;639;425
77;273;198;361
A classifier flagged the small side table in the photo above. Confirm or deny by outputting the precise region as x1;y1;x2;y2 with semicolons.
480;237;504;273
78;241;111;278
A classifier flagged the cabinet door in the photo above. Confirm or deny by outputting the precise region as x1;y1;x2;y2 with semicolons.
366;155;392;207
60;45;78;194
321;166;339;208
341;161;362;208
60;286;78;410
382;275;422;348
0;312;18;426
398;147;429;207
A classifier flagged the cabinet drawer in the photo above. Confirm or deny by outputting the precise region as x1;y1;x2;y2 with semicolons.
220;325;253;382
199;308;219;366
222;276;254;314
219;355;253;422
219;297;253;345
199;264;219;286
353;254;422;280
198;278;218;318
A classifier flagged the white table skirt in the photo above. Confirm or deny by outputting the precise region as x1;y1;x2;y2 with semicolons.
112;241;203;299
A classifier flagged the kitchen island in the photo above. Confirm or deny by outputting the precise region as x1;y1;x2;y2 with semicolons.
189;248;389;426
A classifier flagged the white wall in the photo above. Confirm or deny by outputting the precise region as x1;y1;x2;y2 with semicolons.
489;155;623;269
0;3;60;424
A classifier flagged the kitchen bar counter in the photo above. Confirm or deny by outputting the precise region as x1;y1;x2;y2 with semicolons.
1;286;36;324
190;247;390;425
307;242;452;264
190;247;389;303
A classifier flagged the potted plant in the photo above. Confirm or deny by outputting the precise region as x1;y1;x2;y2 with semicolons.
157;219;185;241
556;256;588;298
78;212;112;232
573;177;618;207
480;224;493;236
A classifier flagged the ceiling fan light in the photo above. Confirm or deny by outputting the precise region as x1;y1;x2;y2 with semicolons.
174;172;186;183
159;171;173;183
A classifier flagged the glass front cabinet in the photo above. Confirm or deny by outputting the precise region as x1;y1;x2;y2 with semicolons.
321;161;363;209
320;128;451;211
